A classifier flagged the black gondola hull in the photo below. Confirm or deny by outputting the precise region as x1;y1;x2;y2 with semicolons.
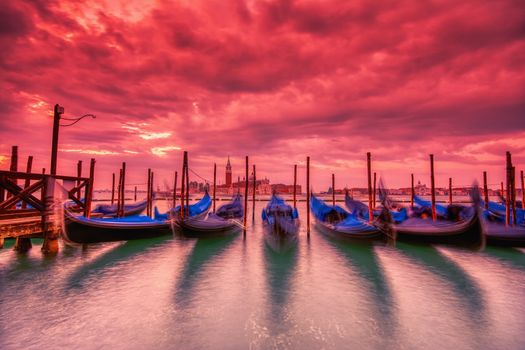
63;212;171;244
314;221;384;241
485;223;525;247
395;211;485;249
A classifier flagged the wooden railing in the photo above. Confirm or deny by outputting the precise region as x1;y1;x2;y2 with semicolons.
0;171;93;220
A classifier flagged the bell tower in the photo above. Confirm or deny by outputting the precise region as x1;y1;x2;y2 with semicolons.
226;156;232;187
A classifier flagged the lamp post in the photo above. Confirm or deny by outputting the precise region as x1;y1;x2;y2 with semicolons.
50;104;96;175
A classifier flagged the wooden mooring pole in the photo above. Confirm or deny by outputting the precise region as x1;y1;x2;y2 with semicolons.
332;173;335;206
76;160;82;200
252;164;256;222
520;170;525;210
180;152;187;218
430;154;437;222
120;162;126;218
150;171;154;217
367;152;373;223
173;171;178;209
84;158;95;218
411;173;415;207
147;168;152;217
373;172;377;209
134;186;137;202
306;156;310;236
213;164;217;212
483;171;489;210
7;146;18;208
449;177;453;205
506;151;512;226
243;156;249;235
512;166;517;226
501;182;504;199
186;156;189;218
111;172;115;205
293;164;297;209
117;169;122;215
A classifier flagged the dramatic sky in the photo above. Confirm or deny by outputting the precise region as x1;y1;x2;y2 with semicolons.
1;0;524;191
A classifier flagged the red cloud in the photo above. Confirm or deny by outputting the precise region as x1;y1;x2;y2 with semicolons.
1;0;524;190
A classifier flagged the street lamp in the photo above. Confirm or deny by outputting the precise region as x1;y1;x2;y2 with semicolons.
50;104;96;175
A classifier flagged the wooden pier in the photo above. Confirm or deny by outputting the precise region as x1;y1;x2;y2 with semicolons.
0;167;94;254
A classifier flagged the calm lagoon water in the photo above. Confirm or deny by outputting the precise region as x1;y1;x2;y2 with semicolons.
1;199;525;350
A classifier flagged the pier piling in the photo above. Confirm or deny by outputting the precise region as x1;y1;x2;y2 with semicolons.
21;156;33;209
7;146;18;208
41;175;58;255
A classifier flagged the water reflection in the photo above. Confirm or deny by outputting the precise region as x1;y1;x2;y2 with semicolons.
263;242;298;319
396;242;486;325
320;236;395;334
483;247;525;270
66;236;172;290
174;234;239;304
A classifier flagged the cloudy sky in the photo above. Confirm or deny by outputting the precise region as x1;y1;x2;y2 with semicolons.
1;0;524;191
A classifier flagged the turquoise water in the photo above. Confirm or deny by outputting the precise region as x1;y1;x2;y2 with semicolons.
1;200;525;349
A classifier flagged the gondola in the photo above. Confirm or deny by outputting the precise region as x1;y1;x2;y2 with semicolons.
393;198;485;249
311;194;390;241
485;222;525;247
176;194;243;237
344;191;407;224
92;199;148;217
62;209;171;244
262;194;299;251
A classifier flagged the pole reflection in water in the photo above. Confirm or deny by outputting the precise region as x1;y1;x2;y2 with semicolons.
320;237;396;337
174;234;239;304
396;242;486;326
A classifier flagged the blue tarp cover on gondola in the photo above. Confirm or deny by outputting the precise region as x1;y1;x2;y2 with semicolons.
413;195;448;217
310;194;349;222
216;194;244;219
173;191;212;217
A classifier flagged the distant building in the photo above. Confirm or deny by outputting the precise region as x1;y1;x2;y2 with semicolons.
225;156;232;187
271;184;302;195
